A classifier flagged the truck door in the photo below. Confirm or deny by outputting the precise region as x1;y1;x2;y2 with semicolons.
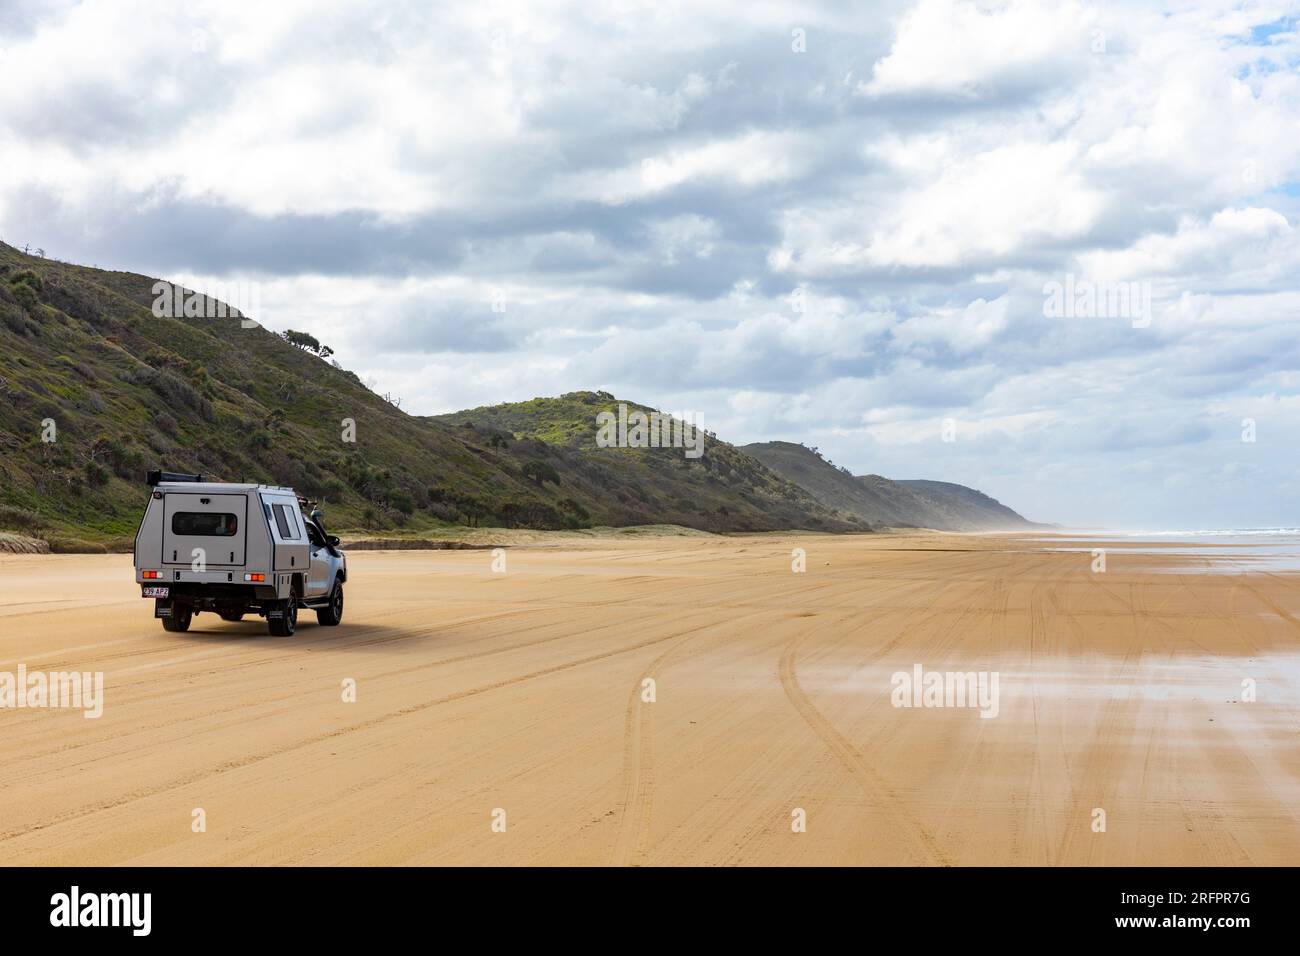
162;493;248;567
305;521;332;598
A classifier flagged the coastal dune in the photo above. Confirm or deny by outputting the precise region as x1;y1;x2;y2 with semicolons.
0;533;1297;865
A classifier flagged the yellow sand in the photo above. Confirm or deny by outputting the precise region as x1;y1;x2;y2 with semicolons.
0;532;1296;865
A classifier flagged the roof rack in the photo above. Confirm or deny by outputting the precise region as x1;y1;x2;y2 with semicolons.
146;470;204;486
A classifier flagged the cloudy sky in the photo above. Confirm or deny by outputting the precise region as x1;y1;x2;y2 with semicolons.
2;0;1298;529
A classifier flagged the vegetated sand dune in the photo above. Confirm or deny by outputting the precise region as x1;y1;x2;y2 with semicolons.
0;532;1297;866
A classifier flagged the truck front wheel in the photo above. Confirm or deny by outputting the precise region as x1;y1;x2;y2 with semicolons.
316;580;344;626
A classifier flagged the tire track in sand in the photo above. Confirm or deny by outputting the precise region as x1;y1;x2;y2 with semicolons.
0;619;719;846
777;636;951;865
770;560;1002;865
607;606;778;866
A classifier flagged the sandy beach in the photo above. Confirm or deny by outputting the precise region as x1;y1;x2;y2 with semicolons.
1;532;1297;865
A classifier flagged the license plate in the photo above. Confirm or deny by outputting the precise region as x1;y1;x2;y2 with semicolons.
143;586;169;598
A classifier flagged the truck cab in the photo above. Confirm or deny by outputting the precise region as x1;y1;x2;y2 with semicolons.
134;471;347;636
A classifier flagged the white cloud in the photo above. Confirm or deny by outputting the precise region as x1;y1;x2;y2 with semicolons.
893;296;1011;353
1077;207;1297;285
862;0;1097;100
572;129;810;205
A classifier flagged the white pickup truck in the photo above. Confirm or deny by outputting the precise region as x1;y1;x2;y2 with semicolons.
133;471;347;636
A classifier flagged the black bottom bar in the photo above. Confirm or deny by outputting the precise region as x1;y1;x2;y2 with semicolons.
0;866;1286;943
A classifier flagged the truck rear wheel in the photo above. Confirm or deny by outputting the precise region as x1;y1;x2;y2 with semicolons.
268;601;298;636
316;580;344;626
162;606;192;633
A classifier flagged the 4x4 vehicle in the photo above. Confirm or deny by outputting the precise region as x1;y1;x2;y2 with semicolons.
133;471;347;636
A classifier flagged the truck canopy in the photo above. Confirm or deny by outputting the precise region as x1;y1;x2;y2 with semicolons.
162;490;248;566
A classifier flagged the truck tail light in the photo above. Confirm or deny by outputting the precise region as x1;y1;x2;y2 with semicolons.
244;573;266;582
142;570;161;580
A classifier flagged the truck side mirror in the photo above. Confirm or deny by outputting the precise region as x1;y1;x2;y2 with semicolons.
327;535;340;547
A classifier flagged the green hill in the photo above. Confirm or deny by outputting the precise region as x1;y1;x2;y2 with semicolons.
893;479;1037;530
430;395;857;533
741;440;1037;531
0;243;853;546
